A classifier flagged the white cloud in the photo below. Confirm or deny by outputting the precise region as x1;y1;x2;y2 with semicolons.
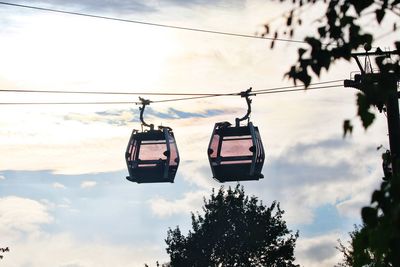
80;181;97;189
178;160;220;189
149;190;208;218
336;191;372;219
295;233;344;267
2;233;168;267
0;174;5;180
53;182;66;189
0;196;53;241
0;195;167;267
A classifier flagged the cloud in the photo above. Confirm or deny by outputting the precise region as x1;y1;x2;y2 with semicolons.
64;107;225;126
336;191;372;218
80;181;97;188
2;233;168;267
53;182;66;189
0;174;5;180
0;196;53;240
236;133;385;226
24;0;244;14
295;233;343;267
24;0;156;14
149;190;208;217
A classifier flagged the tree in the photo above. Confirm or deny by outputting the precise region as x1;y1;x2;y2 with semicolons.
335;169;400;266
335;225;387;267
144;261;170;267
165;185;299;267
263;1;400;266
265;0;399;132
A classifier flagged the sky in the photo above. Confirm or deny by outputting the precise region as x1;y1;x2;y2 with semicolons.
0;0;398;266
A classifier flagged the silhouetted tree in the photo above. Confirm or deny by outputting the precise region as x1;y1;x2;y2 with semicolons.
144;261;170;267
335;225;379;267
165;185;299;267
335;170;400;267
265;0;399;133
264;1;400;266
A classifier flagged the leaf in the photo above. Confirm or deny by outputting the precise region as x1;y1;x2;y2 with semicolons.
375;8;385;24
395;41;400;52
270;31;278;49
360;34;373;48
371;190;383;204
361;207;378;227
318;26;326;37
311;63;321;76
357;93;376;129
264;24;270;35
286;15;293;26
285;66;298;85
353;0;374;15
330;25;343;39
298;70;311;87
343;120;353;138
340;2;350;13
305;37;322;50
361;110;375;129
298;48;307;58
317;50;331;70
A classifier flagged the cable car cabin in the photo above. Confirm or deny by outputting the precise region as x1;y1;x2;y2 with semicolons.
125;127;179;183
207;121;265;182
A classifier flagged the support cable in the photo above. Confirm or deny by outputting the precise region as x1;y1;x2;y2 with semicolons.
255;84;343;95
0;84;345;105
0;79;345;96
0;1;308;44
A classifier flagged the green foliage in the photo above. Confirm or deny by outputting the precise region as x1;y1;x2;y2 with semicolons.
356;93;376;129
265;1;400;266
336;225;365;267
266;0;400;131
336;149;400;266
337;175;400;266
343;119;353;137
356;174;400;266
165;185;299;267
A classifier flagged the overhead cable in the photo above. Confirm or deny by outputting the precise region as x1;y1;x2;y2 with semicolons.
0;79;344;96
0;88;220;96
253;79;344;93
255;84;343;95
0;1;308;44
0;84;345;105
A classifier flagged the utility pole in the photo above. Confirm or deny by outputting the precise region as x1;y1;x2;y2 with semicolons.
344;47;400;176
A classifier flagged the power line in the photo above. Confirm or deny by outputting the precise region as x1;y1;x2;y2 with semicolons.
0;1;308;44
152;94;227;103
0;88;221;96
253;79;344;93
0;84;344;105
255;84;343;95
0;79;344;96
0;101;138;105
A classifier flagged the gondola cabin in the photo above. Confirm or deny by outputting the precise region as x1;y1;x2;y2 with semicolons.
125;127;179;183
207;121;264;182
